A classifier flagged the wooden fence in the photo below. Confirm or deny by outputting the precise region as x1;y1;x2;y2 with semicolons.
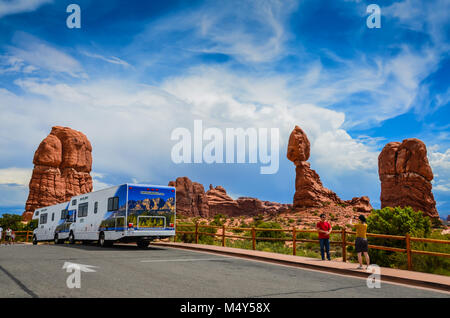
0;231;32;243
175;223;450;271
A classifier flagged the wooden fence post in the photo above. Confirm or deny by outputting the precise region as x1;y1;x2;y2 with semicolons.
292;227;296;256
222;225;226;247
252;227;256;250
406;233;412;270
342;228;347;262
195;222;199;244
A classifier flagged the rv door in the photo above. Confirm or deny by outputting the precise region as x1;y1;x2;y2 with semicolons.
115;216;125;231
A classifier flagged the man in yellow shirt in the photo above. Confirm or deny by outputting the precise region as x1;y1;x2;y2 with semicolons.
355;215;370;269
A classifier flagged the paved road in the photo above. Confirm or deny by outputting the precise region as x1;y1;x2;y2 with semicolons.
0;243;448;298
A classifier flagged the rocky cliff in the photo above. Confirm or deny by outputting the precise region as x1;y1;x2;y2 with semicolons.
168;177;291;217
378;138;438;218
22;126;93;222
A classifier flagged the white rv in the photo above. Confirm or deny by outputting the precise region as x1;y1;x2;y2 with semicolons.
32;184;176;248
32;201;70;242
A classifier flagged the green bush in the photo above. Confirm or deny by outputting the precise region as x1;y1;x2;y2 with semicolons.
175;222;196;243
358;207;438;272
252;221;286;242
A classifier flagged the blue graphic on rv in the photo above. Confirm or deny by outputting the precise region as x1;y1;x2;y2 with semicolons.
98;184;175;231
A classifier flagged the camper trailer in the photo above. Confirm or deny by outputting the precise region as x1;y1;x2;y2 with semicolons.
32;184;176;248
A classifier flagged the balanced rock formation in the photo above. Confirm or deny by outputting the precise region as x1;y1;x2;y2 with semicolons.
287;125;372;212
22;126;93;221
168;177;291;217
378;138;438;218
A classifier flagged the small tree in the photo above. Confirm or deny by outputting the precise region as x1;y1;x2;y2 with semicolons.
0;214;24;231
364;207;432;269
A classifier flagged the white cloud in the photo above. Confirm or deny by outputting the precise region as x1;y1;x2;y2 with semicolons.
6;32;86;78
92;172;113;191
81;51;132;68
0;0;52;18
384;0;450;46
0;184;28;207
0;63;381;188
429;148;450;193
132;0;298;64
0;168;32;186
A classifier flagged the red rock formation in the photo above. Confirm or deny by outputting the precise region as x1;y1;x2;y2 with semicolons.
168;177;210;217
344;196;372;213
287;125;372;212
22;126;93;222
168;178;291;217
206;185;240;216
379;138;438;218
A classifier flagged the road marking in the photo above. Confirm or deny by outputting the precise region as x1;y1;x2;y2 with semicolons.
141;258;226;263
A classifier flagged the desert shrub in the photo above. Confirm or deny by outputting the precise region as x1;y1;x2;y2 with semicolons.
353;207;432;270
210;214;227;226
197;221;218;245
175;222;195;243
252;221;286;242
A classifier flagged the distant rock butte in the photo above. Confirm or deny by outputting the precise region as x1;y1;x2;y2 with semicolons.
286;125;372;213
379;138;438;218
168;177;291;217
22;126;93;222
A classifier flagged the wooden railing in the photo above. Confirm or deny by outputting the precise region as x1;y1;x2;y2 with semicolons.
0;231;33;243
175;223;450;271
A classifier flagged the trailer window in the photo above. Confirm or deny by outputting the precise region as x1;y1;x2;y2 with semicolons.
35;211;39;216
79;202;88;217
107;197;119;211
40;213;48;225
72;199;77;206
94;201;98;214
51;213;54;221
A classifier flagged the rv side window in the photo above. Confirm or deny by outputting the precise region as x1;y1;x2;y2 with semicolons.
51;213;54;221
94;202;98;214
79;202;88;217
108;197;119;211
40;213;47;225
72;199;77;206
35;211;39;216
61;209;68;220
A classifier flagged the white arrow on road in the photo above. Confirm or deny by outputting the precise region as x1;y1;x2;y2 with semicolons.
62;262;98;289
62;262;98;272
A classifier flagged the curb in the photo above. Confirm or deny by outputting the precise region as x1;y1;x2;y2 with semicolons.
153;242;450;293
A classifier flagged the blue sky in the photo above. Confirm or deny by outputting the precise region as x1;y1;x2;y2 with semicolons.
0;0;449;219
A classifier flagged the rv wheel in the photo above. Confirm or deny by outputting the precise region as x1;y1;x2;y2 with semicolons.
68;232;75;245
137;240;150;249
32;235;37;245
99;232;112;247
54;234;61;245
